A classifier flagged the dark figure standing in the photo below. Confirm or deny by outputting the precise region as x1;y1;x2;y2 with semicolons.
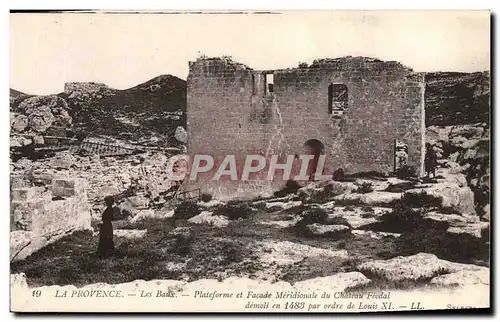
97;196;115;257
424;143;438;178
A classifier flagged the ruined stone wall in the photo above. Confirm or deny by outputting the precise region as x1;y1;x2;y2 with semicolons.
187;57;425;198
10;177;91;262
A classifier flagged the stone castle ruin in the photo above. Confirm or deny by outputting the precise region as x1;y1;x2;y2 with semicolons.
186;56;425;199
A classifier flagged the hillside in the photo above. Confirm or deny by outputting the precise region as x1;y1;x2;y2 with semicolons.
10;75;186;147
10;88;28;98
58;75;186;143
425;71;490;126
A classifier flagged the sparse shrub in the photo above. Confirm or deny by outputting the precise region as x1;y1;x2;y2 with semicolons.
399;191;442;209
361;212;375;218
377;204;426;233
173;200;201;220
327;215;351;227
293;207;330;236
274;180;301;197
251;201;267;211
169;227;195;256
201;193;212;202
361;206;374;213
213;201;254;220
172;233;194;256
395;165;417;180
297;208;329;226
302;184;340;204
221;241;243;265
353;182;374;194
395;227;490;263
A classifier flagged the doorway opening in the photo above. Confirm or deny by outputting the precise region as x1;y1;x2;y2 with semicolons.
304;139;325;180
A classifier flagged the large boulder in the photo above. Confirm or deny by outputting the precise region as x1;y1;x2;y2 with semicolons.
430;268;489;287
305;223;350;238
407;184;476;216
18;94;69;115
187;211;229;227
11;114;28;132
449;124;485;139
360;191;403;205
27;106;56;132
446;221;489;239
333;191;403;206
129;209;160;223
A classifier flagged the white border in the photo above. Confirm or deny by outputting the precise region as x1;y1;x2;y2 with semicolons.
2;1;497;321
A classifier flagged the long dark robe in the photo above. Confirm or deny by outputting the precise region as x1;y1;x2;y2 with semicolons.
97;206;114;257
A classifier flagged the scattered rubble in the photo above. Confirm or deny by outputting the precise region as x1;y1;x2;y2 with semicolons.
255;240;349;266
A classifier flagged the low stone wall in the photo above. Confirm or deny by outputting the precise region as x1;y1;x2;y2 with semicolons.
10;177;91;262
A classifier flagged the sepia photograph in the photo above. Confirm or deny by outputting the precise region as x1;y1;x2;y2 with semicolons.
8;9;491;313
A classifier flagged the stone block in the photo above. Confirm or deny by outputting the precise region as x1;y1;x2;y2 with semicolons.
11;197;51;231
12;188;36;201
10;231;48;262
51;178;87;198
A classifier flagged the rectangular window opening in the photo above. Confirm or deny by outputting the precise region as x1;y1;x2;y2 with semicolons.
328;83;348;115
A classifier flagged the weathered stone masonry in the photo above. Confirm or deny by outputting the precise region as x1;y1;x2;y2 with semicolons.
10;177;91;262
187;56;425;199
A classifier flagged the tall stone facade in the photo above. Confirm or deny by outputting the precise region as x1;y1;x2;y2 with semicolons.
186;56;425;199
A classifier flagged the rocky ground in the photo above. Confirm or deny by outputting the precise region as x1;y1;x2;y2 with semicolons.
10;121;490;291
9;70;490;298
10;74;186;160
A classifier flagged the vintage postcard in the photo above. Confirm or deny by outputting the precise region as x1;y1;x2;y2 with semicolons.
9;10;491;313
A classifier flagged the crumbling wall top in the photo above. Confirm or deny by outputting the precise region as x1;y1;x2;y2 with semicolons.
188;55;415;77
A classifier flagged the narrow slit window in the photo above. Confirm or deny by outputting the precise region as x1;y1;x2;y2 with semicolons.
252;74;256;94
265;74;274;94
328;83;348;114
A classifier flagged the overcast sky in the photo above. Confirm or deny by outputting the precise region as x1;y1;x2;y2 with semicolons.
10;10;490;95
